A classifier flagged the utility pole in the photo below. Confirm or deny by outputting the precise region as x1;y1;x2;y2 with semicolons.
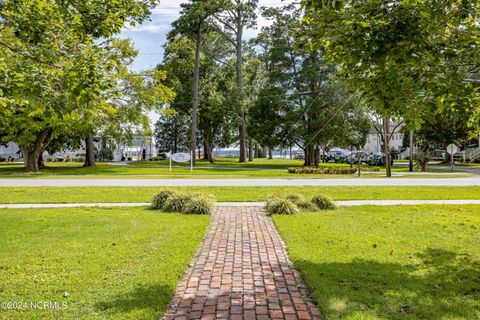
409;130;414;172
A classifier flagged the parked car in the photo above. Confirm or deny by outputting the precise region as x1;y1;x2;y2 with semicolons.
335;151;351;163
345;151;368;164
432;149;446;161
293;151;305;160
453;151;465;162
368;152;394;166
326;150;350;163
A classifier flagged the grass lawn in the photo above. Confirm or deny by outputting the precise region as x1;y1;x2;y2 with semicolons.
0;158;467;179
0;186;479;203
0;207;209;319
273;205;480;320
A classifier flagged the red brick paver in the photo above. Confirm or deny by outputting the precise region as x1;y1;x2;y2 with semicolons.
164;207;322;320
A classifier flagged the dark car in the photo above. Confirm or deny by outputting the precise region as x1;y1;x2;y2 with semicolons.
346;151;368;164
368;153;394;166
327;150;349;163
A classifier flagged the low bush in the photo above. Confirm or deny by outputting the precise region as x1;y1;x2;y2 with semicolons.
288;166;381;174
311;194;336;210
152;189;216;215
163;192;191;213
0;157;5;162
265;197;299;215
285;193;317;211
184;193;215;215
152;188;178;209
288;166;357;174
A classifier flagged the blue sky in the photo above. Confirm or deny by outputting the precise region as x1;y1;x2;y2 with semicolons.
120;0;295;72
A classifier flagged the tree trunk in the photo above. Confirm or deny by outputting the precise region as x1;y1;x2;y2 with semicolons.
84;135;96;168
191;30;202;166
254;144;259;158
268;147;273;159
38;152;45;169
304;145;318;167
261;146;267;158
22;147;40;172
409;130;414;172
203;140;209;160
21;129;51;172
204;138;214;163
383;117;392;177
236;23;246;163
248;137;253;162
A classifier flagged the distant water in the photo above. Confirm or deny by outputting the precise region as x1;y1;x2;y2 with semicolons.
213;149;300;159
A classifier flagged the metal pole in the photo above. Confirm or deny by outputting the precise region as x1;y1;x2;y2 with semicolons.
409;130;414;172
451;146;454;171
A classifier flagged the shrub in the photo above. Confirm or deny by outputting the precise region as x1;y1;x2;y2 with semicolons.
184;193;215;215
0;157;5;162
311;194;336;210
285;193;317;211
98;148;114;162
265;197;299;215
152;188;178;210
163;192;192;213
288;166;357;174
54;157;64;162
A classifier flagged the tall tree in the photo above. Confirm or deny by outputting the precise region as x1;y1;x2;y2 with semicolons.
170;0;227;164
301;0;480;176
254;5;370;166
0;0;160;171
159;34;236;162
212;0;258;162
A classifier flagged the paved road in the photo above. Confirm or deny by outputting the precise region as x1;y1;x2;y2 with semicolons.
1;177;480;187
2;200;480;209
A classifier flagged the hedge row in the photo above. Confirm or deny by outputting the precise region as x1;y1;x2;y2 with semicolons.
288;166;380;174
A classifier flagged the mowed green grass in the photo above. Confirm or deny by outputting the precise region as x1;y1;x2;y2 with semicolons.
0;158;464;179
0;186;479;203
273;205;480;320
0;207;209;319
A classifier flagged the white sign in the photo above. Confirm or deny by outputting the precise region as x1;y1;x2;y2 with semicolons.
170;152;192;163
446;144;458;155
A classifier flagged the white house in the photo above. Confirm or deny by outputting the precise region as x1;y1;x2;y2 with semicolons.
364;122;405;154
0;135;156;162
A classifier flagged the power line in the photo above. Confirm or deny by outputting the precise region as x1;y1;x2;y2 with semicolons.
304;93;357;147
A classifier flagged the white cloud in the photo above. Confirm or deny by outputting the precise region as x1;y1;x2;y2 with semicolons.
127;24;171;33
121;0;296;70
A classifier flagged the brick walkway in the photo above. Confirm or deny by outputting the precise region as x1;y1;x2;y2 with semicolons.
164;206;322;320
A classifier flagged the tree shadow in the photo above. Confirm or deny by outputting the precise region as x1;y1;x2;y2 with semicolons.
94;283;174;318
295;248;480;319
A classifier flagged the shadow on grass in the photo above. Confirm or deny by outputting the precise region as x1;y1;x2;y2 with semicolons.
295;248;480;319
95;284;174;318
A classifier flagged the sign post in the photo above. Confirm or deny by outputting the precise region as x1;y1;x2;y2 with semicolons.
169;152;193;173
446;144;458;171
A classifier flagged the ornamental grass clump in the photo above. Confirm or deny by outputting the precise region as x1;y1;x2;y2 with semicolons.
285;193;317;211
151;189;216;215
311;194;336;210
184;193;215;215
162;192;192;213
151;188;178;209
265;196;299;215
